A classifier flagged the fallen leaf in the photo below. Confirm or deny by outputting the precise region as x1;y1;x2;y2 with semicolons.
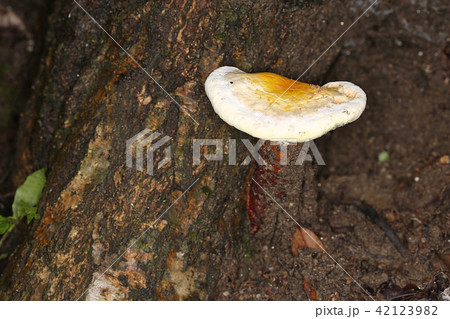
291;227;324;256
263;287;273;301
303;277;318;301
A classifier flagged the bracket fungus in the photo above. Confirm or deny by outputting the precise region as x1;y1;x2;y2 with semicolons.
205;66;367;231
205;66;366;143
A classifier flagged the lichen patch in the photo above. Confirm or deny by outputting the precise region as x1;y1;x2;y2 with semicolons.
164;251;207;300
59;124;112;211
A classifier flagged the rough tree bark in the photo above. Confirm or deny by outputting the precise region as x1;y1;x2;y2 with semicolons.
1;0;362;300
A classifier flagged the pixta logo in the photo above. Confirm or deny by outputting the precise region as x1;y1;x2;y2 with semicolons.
126;129;172;175
192;139;325;166
126;130;325;175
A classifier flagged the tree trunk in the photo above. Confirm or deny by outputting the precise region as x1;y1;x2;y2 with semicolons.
1;0;358;300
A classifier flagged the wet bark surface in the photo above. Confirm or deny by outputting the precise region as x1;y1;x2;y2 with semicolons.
0;0;448;300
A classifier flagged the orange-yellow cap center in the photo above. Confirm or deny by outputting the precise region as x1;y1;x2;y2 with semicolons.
226;71;348;112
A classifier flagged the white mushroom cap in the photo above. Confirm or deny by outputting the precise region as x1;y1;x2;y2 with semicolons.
205;66;366;142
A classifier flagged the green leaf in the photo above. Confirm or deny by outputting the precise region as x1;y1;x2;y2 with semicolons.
26;207;40;224
378;151;389;162
12;168;46;220
0;216;15;235
13;200;40;223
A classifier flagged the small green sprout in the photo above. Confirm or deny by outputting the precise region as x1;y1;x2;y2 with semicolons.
0;168;46;249
378;151;389;162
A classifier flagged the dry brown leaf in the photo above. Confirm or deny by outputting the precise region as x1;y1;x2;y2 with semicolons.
303;276;318;301
291;227;324;256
